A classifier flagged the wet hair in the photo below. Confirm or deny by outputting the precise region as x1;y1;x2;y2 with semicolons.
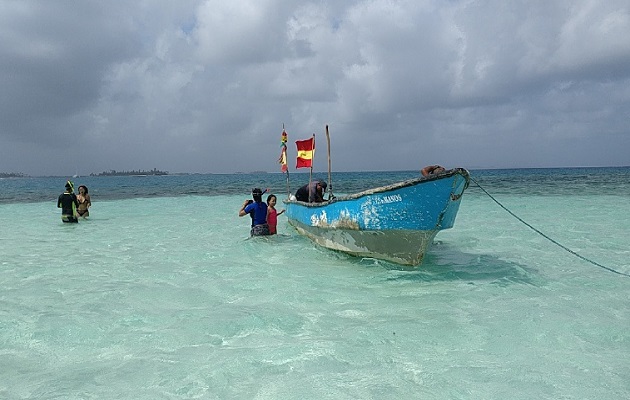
252;188;263;202
267;194;277;204
78;185;88;194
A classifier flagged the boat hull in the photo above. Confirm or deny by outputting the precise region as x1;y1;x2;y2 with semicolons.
284;168;470;265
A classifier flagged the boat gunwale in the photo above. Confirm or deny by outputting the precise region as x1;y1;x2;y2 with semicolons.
283;168;470;207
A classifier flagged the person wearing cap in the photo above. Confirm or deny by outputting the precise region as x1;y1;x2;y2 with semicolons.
295;180;327;203
238;188;270;236
57;180;79;223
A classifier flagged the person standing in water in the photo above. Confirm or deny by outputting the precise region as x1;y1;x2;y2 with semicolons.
266;194;284;235
238;188;269;236
58;180;79;223
76;185;91;218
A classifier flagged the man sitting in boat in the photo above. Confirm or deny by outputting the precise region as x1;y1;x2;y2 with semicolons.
295;180;327;203
421;165;446;176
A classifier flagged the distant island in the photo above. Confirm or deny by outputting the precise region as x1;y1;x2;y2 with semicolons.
90;168;169;177
0;172;28;178
234;170;269;174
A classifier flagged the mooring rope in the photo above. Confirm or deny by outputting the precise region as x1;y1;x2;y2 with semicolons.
470;176;630;277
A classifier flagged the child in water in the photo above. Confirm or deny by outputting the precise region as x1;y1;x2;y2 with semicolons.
266;194;285;235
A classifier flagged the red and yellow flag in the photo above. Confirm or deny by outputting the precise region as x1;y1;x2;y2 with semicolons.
295;136;315;168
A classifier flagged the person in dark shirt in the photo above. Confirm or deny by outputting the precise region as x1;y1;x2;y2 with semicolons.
57;180;79;223
295;180;327;202
238;188;269;236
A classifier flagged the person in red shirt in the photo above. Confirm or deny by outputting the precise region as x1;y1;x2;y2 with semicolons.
266;194;285;235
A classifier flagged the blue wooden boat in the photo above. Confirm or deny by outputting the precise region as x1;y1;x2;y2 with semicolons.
283;168;470;265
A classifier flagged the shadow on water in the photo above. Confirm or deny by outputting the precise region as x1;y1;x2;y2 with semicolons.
333;241;543;286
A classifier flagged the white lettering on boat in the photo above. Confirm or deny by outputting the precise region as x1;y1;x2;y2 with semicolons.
372;194;402;205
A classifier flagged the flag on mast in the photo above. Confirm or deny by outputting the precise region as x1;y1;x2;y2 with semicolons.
279;129;288;173
295;136;315;168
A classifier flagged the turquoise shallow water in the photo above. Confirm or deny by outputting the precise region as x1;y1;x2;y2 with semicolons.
1;169;629;399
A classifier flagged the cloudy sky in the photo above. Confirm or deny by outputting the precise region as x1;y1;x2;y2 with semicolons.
1;0;629;176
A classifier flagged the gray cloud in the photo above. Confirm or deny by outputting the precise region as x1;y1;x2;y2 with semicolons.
1;0;629;176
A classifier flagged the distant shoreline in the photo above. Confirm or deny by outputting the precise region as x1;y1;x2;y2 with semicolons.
0;172;28;178
2;165;628;178
90;169;169;177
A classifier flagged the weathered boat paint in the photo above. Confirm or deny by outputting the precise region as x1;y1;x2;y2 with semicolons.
283;168;470;265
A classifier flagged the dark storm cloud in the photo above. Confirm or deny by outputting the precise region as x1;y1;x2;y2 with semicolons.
1;1;629;176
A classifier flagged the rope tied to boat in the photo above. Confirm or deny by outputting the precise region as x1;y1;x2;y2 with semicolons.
471;176;630;277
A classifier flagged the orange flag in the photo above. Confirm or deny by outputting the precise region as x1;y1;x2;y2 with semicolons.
295;136;315;168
